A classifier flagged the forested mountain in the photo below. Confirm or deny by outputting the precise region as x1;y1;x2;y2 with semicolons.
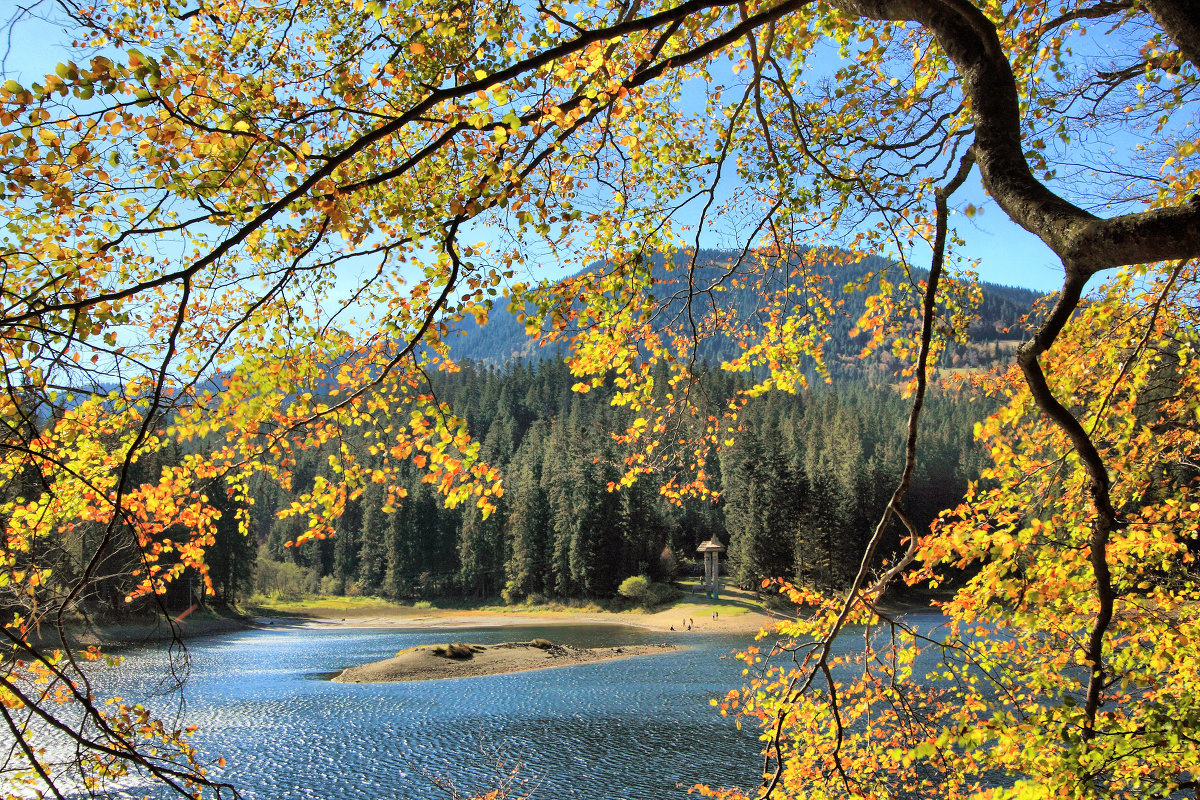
240;250;1038;603
251;360;991;602
449;250;1042;379
40;251;1036;612
25;253;1035;615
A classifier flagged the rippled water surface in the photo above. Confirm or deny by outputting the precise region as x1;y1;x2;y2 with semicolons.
90;623;772;799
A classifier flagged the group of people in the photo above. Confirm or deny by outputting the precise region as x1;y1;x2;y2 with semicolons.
670;611;718;632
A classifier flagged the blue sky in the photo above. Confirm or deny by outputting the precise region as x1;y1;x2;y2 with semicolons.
2;8;1068;296
907;180;1065;293
939;177;1065;294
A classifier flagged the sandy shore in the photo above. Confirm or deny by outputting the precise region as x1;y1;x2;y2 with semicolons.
257;589;792;638
264;604;786;636
332;640;682;683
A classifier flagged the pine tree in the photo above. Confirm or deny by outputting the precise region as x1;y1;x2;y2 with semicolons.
357;482;388;595
503;421;550;601
205;481;255;604
457;414;514;597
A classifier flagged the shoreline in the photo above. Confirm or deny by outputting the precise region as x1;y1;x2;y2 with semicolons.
40;594;785;651
29;612;259;651
244;581;807;636
59;587;942;649
255;598;791;637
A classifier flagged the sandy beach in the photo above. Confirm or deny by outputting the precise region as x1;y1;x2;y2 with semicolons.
255;590;791;638
53;584;793;654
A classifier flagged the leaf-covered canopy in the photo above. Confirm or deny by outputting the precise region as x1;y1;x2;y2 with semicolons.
1;0;1199;796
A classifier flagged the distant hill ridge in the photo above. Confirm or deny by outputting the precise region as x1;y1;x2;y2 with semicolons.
448;249;1043;378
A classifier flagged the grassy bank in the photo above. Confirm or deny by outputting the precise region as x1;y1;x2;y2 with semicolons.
242;580;781;623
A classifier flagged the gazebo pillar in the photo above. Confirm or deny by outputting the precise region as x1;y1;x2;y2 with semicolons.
696;535;726;600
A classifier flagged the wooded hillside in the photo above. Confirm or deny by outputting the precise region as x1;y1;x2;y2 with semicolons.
254;361;990;602
449;250;1040;377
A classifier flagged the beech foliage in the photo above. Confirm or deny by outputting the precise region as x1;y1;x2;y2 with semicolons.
257;363;989;602
1;0;1199;798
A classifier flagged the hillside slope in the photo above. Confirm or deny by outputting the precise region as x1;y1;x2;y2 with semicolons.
447;249;1043;378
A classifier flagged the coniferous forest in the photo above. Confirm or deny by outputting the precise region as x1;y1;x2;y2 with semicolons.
36;257;1030;618
245;359;991;604
231;255;1032;606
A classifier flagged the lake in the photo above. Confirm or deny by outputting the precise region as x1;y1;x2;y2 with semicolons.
88;623;775;800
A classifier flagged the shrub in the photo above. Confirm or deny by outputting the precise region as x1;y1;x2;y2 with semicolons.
617;575;651;602
501;580;523;605
414;600;434;610
645;582;682;607
318;575;344;596
431;643;483;659
446;643;474;659
658;547;679;579
253;547;319;600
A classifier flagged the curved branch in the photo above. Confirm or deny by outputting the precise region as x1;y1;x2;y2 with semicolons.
1015;275;1118;739
829;0;1200;275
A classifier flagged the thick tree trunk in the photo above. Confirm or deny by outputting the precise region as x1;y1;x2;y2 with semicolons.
1143;0;1200;70
829;0;1200;275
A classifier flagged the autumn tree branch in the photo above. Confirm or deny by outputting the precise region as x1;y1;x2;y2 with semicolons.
831;0;1200;275
759;146;976;798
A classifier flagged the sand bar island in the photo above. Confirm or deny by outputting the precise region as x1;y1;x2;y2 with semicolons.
332;639;682;683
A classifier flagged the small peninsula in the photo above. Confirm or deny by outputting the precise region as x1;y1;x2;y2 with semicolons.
332;639;681;683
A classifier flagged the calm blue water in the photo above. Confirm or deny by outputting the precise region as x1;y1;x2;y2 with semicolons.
86;623;776;800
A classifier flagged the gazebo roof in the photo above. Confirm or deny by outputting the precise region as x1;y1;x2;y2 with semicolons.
696;534;725;553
